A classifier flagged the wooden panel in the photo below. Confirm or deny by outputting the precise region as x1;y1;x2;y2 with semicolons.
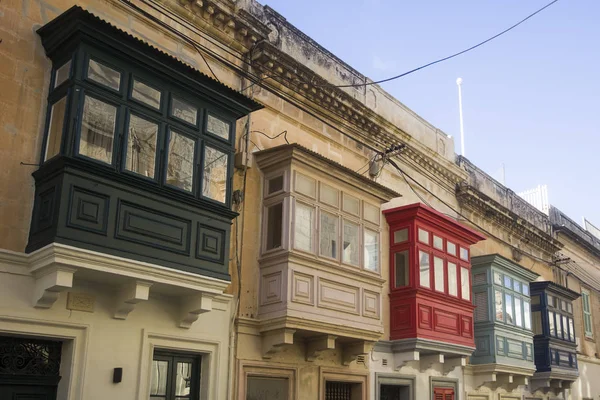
116;200;191;254
506;338;524;359
391;304;413;332
261;271;282;306
291;271;314;305
67;186;109;235
362;290;380;319
474;336;490;356
196;223;225;263
433;309;460;335
317;278;359;314
461;315;473;338
418;304;432;330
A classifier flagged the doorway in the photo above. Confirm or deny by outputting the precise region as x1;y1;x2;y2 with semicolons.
380;384;410;400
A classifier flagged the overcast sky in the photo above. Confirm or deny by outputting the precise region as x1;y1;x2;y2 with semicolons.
263;0;599;228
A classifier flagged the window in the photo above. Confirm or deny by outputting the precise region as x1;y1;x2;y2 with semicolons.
41;55;237;206
461;267;470;300
202;146;228;203
395;251;409;288
126;114;158;178
247;376;289;400
150;351;200;400
294;203;314;252
495;290;504;321
524;301;531;330
446;241;456;256
548;311;556;336
418;228;429;244
434;257;444;292
320;183;339;207
79;95;117;164
266;203;283;251
343;220;359;266
394;228;408;244
419;251;430;288
505;293;514;324
433;235;443;250
582;289;593;338
364;229;379;272
569;318;575;341
459;247;468;261
493;271;502;285
320;211;338;258
448;262;457;296
267;175;284;195
515;297;522;327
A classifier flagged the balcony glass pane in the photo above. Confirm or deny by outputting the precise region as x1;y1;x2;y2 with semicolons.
547;294;555;308
206;114;230;140
532;311;542;334
125;114;157;178
569;318;575;341
460;247;469;261
419;251;430;288
447;241;456;255
54;60;71;88
548;311;556;336
505;293;514;324
562;315;568;340
45;96;67;161
294;203;314;252
342;193;359;215
504;276;512;289
522;284;529;296
79;96;116;164
150;360;168;395
166;131;195;192
175;362;192;396
88;59;120;90
448;262;457;296
495;290;504;321
266;203;282;250
433;235;443;250
461;267;470;300
296;173;316;198
418;228;429;244
171;97;197;125
393;228;408;244
556;313;563;338
267;175;284;194
434;257;444;292
363;229;379;272
514;280;521;293
202;146;228;203
320;211;338;259
319;183;339;207
524;301;531;330
132;80;161;109
515;297;522;327
342;220;359;266
493;271;502;285
395;251;409;288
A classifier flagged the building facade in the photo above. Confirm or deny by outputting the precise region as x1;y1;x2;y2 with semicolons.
0;0;599;400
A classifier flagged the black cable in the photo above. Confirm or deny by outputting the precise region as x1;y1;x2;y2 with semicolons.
328;0;560;88
194;43;221;83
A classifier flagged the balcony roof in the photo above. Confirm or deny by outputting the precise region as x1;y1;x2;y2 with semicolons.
471;253;540;282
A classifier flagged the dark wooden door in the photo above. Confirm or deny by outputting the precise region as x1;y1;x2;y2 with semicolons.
380;384;410;400
0;336;62;400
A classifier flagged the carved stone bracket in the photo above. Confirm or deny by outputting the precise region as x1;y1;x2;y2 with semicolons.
262;328;295;359
529;378;570;395
393;350;420;370
114;280;153;320
419;353;444;371
179;293;215;329
342;341;373;366
473;372;530;391
443;356;466;375
33;266;76;309
306;335;337;362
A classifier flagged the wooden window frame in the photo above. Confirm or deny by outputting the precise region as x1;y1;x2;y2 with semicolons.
150;350;201;400
238;363;297;400
582;289;594;339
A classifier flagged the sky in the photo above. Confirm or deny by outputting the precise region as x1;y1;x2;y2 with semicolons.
263;0;600;227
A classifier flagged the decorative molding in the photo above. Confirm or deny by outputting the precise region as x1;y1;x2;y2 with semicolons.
467;364;536;391
456;182;562;257
262;328;295;358
471;253;539;282
114;280;153;320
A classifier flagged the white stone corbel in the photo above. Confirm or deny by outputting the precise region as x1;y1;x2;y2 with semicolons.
33;266;76;308
342;341;373;366
393;350;420;370
420;353;444;371
306;335;337;362
443;356;466;375
179;293;214;329
114;280;153;320
512;375;528;387
262;328;295;359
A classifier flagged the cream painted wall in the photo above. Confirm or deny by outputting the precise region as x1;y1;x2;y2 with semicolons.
0;267;232;400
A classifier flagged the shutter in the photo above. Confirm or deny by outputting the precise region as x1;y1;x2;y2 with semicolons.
474;292;488;322
473;273;487;286
434;387;454;400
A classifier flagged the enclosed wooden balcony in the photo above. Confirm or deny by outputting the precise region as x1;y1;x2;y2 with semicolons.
253;144;399;362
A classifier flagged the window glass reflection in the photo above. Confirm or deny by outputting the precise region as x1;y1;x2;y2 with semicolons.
419;251;430;288
45;96;67;161
126;115;157;178
79;96;116;164
202;146;228;203
166;131;195;192
88;59;120;90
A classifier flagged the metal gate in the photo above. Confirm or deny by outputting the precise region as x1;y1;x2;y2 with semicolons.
325;381;352;400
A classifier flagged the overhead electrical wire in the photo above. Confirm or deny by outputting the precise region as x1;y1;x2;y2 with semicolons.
327;0;561;88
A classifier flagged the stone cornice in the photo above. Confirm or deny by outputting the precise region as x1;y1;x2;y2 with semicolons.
550;206;600;258
456;182;562;257
250;42;467;190
466;363;537;376
167;0;271;52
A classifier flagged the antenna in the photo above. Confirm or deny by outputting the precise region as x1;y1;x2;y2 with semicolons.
456;78;465;156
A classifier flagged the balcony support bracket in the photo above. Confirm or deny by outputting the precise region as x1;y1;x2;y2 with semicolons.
443;356;466;375
262;328;295;359
114;280;153;320
306;335;337;362
393;350;420;370
33;266;76;309
342;341;373;366
179;293;214;329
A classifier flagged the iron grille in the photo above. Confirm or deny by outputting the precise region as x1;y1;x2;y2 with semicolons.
325;381;352;400
0;336;62;376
